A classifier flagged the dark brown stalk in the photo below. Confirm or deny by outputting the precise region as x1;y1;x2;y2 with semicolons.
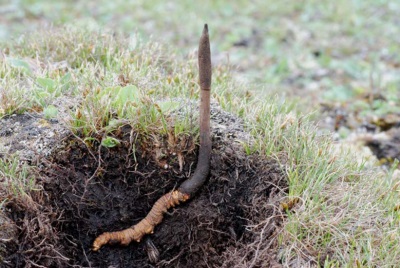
178;23;211;196
93;24;212;252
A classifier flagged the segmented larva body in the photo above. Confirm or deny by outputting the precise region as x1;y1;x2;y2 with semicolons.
92;190;189;251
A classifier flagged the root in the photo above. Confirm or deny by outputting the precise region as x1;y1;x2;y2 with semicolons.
92;190;189;251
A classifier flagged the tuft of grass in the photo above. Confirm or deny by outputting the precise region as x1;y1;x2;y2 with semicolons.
238;94;400;266
0;155;38;202
1;27;204;145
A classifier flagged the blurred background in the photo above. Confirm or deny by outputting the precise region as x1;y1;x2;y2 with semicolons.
1;0;400;130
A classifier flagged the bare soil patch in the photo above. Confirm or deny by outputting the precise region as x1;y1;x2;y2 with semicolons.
2;109;287;267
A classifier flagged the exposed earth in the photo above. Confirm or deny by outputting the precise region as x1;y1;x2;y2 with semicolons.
1;105;287;267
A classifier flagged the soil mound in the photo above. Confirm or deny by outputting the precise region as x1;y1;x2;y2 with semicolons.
2;108;287;267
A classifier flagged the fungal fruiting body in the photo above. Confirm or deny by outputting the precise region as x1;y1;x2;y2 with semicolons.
93;24;211;252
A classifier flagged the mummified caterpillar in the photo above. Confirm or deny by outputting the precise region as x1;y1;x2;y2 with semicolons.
93;24;211;252
92;190;189;251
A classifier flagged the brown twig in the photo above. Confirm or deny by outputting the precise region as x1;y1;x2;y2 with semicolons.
92;24;212;252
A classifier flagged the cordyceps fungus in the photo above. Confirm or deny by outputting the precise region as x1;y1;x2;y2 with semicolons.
92;24;212;254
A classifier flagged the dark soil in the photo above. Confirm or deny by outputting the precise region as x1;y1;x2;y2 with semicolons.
1;109;287;268
319;102;400;165
365;128;400;163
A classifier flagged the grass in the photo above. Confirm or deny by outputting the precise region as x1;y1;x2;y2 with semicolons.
242;93;400;266
1;0;400;266
0;155;38;201
3;0;400;107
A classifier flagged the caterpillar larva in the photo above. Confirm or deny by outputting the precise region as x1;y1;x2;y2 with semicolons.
92;191;189;251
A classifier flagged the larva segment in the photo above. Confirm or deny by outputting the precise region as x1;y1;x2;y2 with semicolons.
92;190;189;251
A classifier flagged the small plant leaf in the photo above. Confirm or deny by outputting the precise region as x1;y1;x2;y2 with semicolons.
116;85;140;103
156;100;179;113
61;73;72;91
8;58;32;74
33;90;51;106
37;78;56;93
101;136;120;148
83;137;97;146
43;105;58;119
